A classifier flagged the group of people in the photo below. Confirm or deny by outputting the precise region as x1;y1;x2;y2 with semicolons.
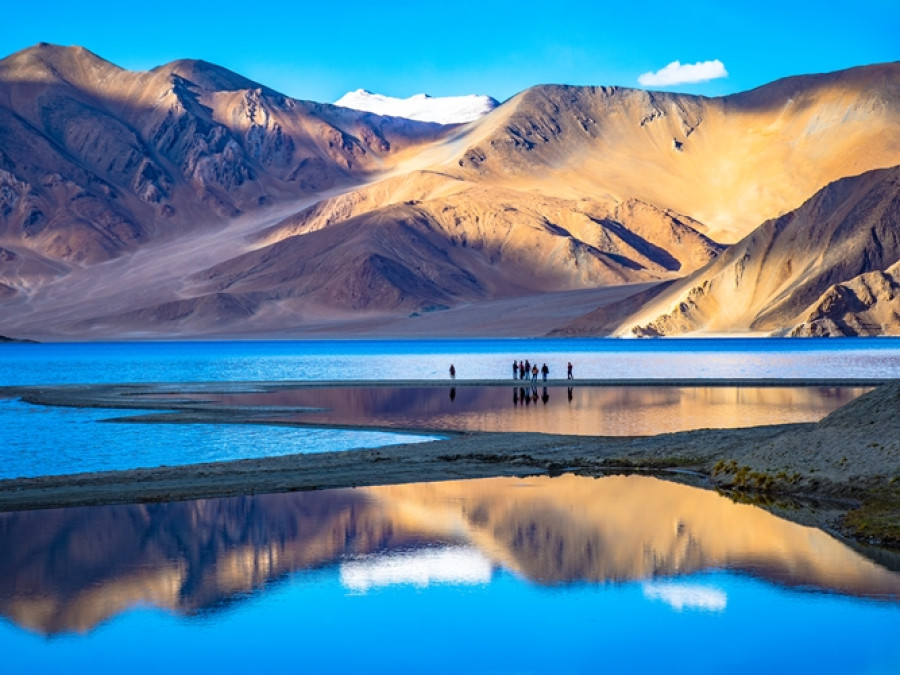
513;359;574;382
447;360;575;381
514;359;547;383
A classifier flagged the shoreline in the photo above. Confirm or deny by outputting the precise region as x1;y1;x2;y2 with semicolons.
1;380;898;549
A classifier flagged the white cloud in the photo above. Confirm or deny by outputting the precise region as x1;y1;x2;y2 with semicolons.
642;582;727;611
638;60;728;87
340;546;493;592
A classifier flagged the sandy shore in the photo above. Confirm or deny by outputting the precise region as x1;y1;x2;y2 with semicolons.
1;380;898;546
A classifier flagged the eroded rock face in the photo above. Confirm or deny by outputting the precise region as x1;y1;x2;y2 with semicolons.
613;166;900;337
0;44;450;290
790;262;900;336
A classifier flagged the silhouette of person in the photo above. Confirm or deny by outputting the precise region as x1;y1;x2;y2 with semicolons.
567;362;573;380
449;364;456;379
541;387;549;405
567;386;573;402
513;360;518;379
449;387;456;402
541;363;549;382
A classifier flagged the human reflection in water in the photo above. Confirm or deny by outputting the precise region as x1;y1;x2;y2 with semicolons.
449;387;456;402
542;387;549;405
568;386;573;403
522;387;530;406
513;388;519;406
531;387;539;405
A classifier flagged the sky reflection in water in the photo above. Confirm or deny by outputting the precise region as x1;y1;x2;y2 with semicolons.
0;384;866;478
0;475;898;674
202;384;868;435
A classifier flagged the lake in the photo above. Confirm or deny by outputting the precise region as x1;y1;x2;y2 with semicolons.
1;338;899;672
1;338;897;477
2;337;900;385
1;474;898;674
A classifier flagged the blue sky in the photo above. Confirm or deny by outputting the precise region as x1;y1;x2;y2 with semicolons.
2;0;898;103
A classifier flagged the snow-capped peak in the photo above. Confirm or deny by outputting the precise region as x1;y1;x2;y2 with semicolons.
334;89;498;124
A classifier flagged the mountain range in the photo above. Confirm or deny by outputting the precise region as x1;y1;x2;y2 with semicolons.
1;43;899;339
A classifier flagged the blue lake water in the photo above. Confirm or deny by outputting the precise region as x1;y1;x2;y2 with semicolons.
0;397;436;479
2;341;899;672
1;338;898;478
1;474;898;674
2;337;900;385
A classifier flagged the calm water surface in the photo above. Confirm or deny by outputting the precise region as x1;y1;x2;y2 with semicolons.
204;384;868;435
1;338;896;477
0;397;437;479
1;337;899;384
1;474;898;674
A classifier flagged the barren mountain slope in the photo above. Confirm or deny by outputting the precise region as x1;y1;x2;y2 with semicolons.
3;48;900;338
0;44;450;282
444;64;900;242
71;184;720;333
790;259;900;336
596;166;900;336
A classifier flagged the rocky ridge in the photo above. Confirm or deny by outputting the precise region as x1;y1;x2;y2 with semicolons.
606;166;900;336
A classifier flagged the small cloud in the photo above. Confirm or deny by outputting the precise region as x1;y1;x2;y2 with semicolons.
340;546;493;592
643;582;727;611
638;60;728;87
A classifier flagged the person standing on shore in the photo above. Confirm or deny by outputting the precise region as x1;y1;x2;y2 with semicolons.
513;360;518;379
449;364;456;379
567;362;573;380
531;364;538;384
541;363;549;382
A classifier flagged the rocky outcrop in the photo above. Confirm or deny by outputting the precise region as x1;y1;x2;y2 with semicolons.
790;261;900;336
612;166;900;336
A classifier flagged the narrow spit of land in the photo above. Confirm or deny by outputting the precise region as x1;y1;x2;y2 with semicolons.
0;380;897;547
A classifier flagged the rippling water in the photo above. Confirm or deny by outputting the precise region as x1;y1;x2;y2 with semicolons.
1;475;897;674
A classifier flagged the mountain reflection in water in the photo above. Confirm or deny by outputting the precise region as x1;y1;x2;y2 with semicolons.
168;385;867;435
1;474;898;636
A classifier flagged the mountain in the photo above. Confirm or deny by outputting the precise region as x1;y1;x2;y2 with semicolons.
0;43;449;266
790;260;900;336
334;89;499;124
444;65;900;243
1;45;899;338
580;165;900;337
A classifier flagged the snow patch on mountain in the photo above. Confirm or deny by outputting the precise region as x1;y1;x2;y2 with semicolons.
334;89;499;124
